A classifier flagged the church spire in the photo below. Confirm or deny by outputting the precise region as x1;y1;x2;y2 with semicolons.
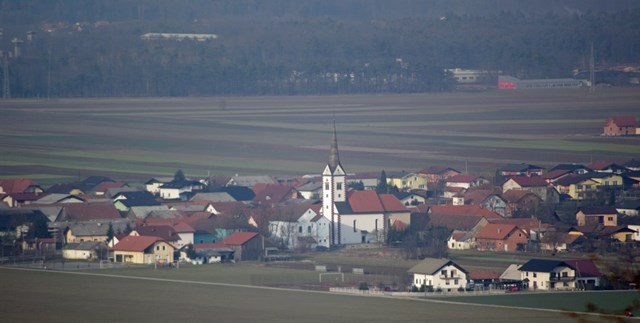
328;120;340;170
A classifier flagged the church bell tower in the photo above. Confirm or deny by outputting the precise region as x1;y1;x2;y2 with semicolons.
322;122;346;246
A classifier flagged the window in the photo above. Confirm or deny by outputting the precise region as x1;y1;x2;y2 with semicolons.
562;272;568;277
441;270;447;276
298;226;302;233
533;273;537;278
307;226;311;233
375;219;378;231
336;183;342;190
353;220;357;232
325;183;329;190
454;279;458;285
608;217;614;221
162;245;165;251
156;246;160;251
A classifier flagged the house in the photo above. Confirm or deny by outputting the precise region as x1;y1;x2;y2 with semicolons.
226;175;275;187
64;219;131;244
603;116;637;136
61;202;122;222
111;235;175;264
462;189;507;217
346;172;380;191
540;232;586;252
488;218;548;242
553;174;599;200
158;180;204;200
94;181;128;196
518;259;576;290
252;184;300;206
296;181;323;200
408;258;469;291
616;200;640;216
112;191;160;211
427;213;490;233
221;231;264;261
563;259;602;289
268;205;330;250
0;179;44;195
386;171;428;191
191;242;235;263
576;206;618;226
474;223;528;252
190;192;237;203
418;166;461;183
130;225;181;248
447;230;474;250
495;163;545;183
392;191;427;207
62;241;108;260
144;177;173;195
501;189;542;217
502;176;549;201
33;193;85;205
586;162;628;174
549;163;590;175
217;186;256;202
2;192;48;208
445;174;490;190
624;159;640;171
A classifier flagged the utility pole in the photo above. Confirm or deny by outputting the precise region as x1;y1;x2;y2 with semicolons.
589;42;595;94
2;51;9;99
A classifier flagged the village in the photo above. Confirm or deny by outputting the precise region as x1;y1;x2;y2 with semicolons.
1;116;639;295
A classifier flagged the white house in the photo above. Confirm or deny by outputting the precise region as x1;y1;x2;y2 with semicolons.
447;230;474;250
408;258;469;291
518;259;576;290
268;206;331;250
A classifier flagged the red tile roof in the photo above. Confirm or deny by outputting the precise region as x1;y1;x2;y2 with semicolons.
222;232;259;246
429;205;501;218
64;202;122;221
501;189;541;203
391;219;408;231
564;259;602;277
0;179;40;194
605;116;637;127
507;176;548;187
586;161;614;171
475;223;523;240
173;222;195;233
379;194;409;212
252;184;297;205
134;225;179;241
94;181;126;193
419;166;460;176
427;214;486;231
542;169;571;181
111;235;163;252
348;190;385;213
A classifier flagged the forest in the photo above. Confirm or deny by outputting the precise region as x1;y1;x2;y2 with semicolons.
1;0;639;97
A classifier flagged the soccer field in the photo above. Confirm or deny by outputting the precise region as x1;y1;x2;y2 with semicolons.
1;266;629;323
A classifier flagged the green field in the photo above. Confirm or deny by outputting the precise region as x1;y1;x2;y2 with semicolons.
4;265;633;323
1;89;639;184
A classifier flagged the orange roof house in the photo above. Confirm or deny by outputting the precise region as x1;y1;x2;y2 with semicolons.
474;223;528;252
111;235;174;264
603;116;637;136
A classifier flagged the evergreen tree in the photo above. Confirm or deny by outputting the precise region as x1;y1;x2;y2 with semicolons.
174;169;186;182
376;170;389;194
106;223;114;244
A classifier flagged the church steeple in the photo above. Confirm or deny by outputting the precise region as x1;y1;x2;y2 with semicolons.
328;121;340;170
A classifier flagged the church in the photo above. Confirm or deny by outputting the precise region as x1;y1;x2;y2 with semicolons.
321;124;411;246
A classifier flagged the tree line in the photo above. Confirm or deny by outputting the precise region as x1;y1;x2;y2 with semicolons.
1;3;640;97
